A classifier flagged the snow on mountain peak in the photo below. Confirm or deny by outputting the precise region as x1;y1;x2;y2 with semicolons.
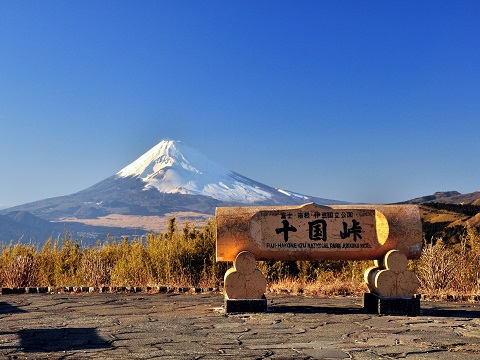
117;140;273;203
118;140;198;177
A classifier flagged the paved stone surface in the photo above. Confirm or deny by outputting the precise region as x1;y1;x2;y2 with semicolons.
0;293;479;359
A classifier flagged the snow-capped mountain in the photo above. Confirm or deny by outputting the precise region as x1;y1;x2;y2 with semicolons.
3;140;345;220
116;140;327;205
117;140;273;203
0;139;346;242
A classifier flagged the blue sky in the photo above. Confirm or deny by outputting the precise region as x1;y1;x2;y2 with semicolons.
1;1;479;208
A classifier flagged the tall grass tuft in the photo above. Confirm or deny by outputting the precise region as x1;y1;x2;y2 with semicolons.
416;224;480;296
81;248;112;287
416;241;457;293
2;255;38;288
1;243;39;287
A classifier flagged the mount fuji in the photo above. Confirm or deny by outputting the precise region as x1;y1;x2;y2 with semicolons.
116;140;342;206
1;140;346;242
118;140;286;204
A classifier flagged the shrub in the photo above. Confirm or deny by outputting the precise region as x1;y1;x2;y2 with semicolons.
416;225;480;295
2;255;38;288
417;241;458;294
81;249;112;287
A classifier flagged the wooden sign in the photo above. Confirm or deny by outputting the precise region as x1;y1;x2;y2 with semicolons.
216;203;422;262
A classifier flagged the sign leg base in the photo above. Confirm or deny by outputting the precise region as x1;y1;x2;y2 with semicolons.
225;297;267;313
363;292;420;316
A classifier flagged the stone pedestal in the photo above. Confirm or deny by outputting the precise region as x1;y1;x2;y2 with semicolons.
363;292;420;316
225;297;268;313
364;250;420;298
363;249;421;316
224;251;268;313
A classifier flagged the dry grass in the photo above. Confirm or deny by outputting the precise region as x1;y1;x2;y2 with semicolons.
268;277;368;297
415;225;480;297
1;220;479;299
2;255;38;288
0;219;226;288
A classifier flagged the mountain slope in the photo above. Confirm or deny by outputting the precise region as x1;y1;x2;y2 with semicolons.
116;140;342;205
3;140;346;221
6;176;222;220
117;140;275;203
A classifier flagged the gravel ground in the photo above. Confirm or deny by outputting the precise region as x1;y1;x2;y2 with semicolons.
0;292;479;359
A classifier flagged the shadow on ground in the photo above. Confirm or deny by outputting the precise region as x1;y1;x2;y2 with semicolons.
269;304;480;318
421;308;480;318
0;328;111;352
0;302;27;314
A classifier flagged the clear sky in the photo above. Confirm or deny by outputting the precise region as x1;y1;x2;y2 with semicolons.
1;1;479;208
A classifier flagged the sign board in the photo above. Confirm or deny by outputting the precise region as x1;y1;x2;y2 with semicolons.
216;203;422;262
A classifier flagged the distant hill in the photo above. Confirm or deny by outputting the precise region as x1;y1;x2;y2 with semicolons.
399;190;480;205
0;211;54;243
398;191;480;244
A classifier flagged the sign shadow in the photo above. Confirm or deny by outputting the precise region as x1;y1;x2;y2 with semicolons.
0;302;27;314
0;328;111;353
420;308;480;318
268;304;480;318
